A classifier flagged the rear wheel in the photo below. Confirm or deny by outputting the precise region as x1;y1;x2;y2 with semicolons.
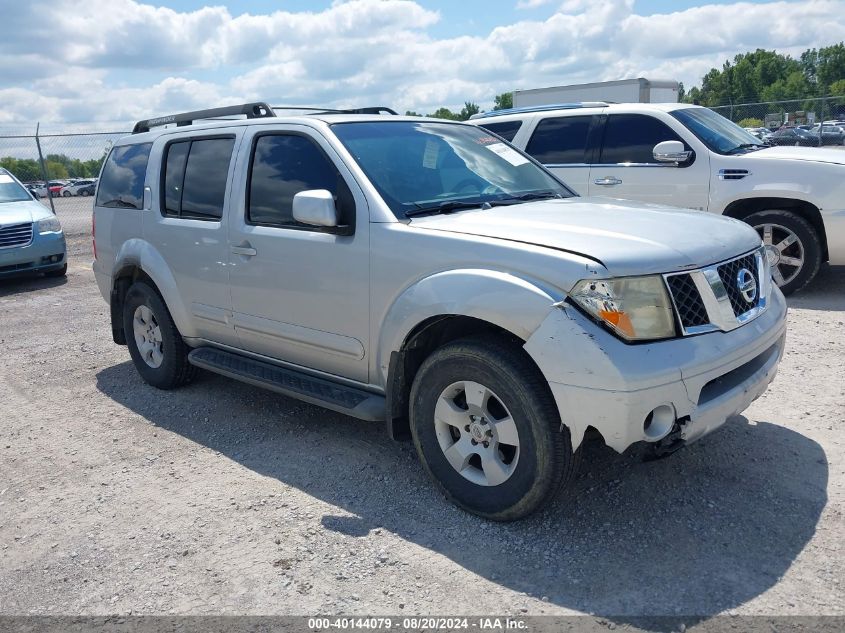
123;281;196;389
409;336;577;521
62;190;71;197
746;209;821;295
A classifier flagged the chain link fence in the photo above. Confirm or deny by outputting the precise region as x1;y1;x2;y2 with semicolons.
708;95;845;145
0;123;129;237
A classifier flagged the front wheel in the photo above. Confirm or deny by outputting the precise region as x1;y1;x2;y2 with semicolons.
123;281;196;389
746;209;822;295
409;336;577;521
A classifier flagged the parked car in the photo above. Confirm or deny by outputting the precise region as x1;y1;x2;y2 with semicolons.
807;124;845;146
30;180;66;198
765;127;820;147
469;102;845;295
75;182;96;197
59;179;96;197
744;127;769;140
93;102;787;520
0;169;67;278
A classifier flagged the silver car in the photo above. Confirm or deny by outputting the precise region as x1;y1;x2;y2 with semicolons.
93;103;787;520
0;169;67;279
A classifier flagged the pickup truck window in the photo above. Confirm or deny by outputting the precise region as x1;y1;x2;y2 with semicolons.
162;137;234;220
248;134;344;228
525;115;592;164
332;121;572;218
96;143;152;209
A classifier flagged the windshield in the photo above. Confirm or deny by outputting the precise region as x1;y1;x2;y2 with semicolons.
331;120;574;218
671;107;765;155
0;173;32;203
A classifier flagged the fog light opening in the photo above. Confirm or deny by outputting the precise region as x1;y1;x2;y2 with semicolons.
643;404;676;441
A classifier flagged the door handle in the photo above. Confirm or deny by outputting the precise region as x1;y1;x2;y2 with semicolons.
231;244;257;257
594;177;622;186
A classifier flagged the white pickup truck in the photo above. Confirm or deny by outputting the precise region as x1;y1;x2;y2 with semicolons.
471;102;845;295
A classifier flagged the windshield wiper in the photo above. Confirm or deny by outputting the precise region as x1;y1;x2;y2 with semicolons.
490;190;563;205
405;200;487;218
726;143;766;154
99;198;137;209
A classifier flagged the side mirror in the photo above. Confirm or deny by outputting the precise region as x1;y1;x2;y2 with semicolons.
292;189;339;228
653;140;692;164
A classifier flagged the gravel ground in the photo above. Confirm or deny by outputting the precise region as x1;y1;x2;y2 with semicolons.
0;234;842;623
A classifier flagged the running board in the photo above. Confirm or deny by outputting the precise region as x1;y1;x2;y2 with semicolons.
188;347;385;422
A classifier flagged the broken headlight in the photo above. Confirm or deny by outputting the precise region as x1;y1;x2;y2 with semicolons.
569;275;676;341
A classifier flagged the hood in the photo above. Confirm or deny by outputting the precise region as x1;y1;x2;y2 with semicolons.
0;199;54;226
409;197;761;276
752;145;845;165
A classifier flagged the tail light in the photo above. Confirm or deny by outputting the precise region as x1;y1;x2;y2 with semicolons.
92;212;97;260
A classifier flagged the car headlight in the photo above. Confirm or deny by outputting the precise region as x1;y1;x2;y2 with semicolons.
569;275;676;341
37;216;62;234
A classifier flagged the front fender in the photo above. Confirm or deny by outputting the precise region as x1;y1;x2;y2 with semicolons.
113;239;196;338
375;268;564;387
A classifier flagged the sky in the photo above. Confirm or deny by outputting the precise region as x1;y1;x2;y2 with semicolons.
0;0;842;125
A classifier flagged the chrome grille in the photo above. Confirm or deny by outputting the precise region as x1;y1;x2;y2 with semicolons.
665;273;709;328
664;247;769;336
0;222;33;248
717;253;760;317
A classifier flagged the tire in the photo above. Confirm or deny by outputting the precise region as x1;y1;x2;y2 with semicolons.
409;336;578;521
745;209;822;295
62;190;71;197
122;281;196;389
44;263;67;278
80;189;90;197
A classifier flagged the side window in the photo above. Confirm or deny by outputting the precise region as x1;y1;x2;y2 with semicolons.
248;134;348;228
478;120;522;142
599;114;684;164
525;116;592;164
96;143;152;209
162;137;234;220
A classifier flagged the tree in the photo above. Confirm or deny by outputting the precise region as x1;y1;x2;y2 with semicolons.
458;101;480;121
829;79;845;96
737;117;764;128
429;107;460;120
493;92;513;110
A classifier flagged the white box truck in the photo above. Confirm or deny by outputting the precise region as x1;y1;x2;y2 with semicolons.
513;78;679;107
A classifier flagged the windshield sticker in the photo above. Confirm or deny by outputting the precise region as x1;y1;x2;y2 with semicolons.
486;142;529;166
474;136;499;145
422;139;439;169
0;175;14;184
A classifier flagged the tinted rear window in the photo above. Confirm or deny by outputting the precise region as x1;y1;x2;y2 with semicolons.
96;143;152;209
478;120;523;142
525;116;592;164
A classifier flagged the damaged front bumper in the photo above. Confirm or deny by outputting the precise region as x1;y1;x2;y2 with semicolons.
524;286;788;453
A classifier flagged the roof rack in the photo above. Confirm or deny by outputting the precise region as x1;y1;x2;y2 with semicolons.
132;102;275;134
469;102;610;120
272;106;398;115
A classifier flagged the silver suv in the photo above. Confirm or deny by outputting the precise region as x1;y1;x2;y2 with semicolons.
93;103;787;520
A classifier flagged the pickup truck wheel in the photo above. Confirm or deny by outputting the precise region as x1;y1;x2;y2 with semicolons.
746;209;821;295
409;337;576;521
123;282;196;389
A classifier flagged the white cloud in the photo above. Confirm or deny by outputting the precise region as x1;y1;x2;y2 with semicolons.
0;0;843;125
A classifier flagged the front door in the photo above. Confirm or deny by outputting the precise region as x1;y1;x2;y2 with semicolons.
226;126;370;383
588;113;710;211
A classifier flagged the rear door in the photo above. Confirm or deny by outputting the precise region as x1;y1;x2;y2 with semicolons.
143;130;243;346
587;113;710;209
521;114;600;195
